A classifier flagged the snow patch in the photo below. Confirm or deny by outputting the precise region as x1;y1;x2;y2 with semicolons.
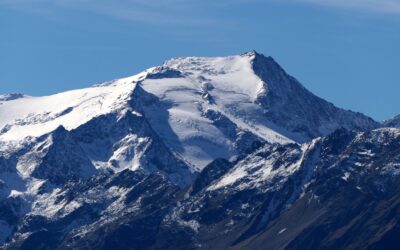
278;228;287;235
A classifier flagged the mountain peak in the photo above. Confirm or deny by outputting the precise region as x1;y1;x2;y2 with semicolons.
241;50;259;57
240;49;267;58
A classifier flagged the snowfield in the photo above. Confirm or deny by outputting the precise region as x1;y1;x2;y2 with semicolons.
0;73;145;141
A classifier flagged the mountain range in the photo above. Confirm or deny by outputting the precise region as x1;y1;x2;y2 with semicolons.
0;51;399;249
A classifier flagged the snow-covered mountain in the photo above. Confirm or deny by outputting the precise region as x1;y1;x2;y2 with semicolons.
0;51;378;170
0;51;393;249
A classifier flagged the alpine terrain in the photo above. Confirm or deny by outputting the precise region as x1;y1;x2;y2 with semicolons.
1;51;398;249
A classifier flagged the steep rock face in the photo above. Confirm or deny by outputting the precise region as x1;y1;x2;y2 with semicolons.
58;172;183;250
189;158;232;195
251;52;379;139
70;110;195;186
29;126;96;185
238;128;400;250
3;170;182;250
0;94;25;103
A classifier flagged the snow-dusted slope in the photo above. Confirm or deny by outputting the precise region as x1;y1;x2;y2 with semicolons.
159;127;400;250
383;114;400;128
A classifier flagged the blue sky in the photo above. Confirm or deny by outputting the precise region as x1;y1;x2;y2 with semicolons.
1;0;400;121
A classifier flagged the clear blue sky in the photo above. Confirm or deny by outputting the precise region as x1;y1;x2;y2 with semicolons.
1;0;400;121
